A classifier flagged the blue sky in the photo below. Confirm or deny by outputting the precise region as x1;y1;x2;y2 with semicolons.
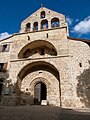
0;0;90;40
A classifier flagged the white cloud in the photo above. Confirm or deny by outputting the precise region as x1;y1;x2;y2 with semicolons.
73;16;90;34
66;16;73;26
0;32;11;40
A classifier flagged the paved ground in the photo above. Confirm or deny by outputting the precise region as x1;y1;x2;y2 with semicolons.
0;105;90;120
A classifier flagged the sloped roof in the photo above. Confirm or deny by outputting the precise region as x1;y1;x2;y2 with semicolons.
68;37;90;46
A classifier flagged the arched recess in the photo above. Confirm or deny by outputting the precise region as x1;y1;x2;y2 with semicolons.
17;61;61;106
41;19;48;29
51;17;60;28
41;11;45;18
18;61;60;82
30;77;50;89
18;40;57;59
33;22;38;31
30;77;48;104
25;23;31;32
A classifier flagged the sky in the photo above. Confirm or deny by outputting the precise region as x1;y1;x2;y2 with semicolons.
0;0;90;40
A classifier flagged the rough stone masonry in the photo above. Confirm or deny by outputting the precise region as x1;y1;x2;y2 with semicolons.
0;7;90;108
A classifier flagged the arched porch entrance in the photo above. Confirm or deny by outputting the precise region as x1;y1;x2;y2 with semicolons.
17;61;60;106
34;82;47;105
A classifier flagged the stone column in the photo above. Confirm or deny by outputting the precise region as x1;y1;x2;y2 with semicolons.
38;21;41;31
31;23;33;31
48;20;51;29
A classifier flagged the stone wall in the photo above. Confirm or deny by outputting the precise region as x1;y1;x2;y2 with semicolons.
0;7;90;108
20;7;67;33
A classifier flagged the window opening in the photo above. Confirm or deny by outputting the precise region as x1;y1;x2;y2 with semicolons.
41;11;45;18
26;23;31;32
46;33;48;38
79;63;82;67
27;36;30;40
0;63;7;72
2;45;7;52
51;18;60;28
0;44;10;52
5;44;10;52
41;20;48;29
33;22;38;31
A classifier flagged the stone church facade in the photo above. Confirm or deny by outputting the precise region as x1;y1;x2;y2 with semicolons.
0;7;90;108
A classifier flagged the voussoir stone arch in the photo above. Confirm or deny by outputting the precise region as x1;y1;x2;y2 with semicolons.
29;77;50;99
17;61;60;82
30;77;50;90
18;40;57;58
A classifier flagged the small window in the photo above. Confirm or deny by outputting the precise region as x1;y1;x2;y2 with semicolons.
46;33;48;38
27;36;30;40
0;44;10;52
0;63;7;72
79;63;82;67
41;11;45;18
5;44;10;52
2;45;7;52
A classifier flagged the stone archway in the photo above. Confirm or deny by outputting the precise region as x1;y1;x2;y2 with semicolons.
17;61;60;106
29;77;50;105
18;40;57;59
